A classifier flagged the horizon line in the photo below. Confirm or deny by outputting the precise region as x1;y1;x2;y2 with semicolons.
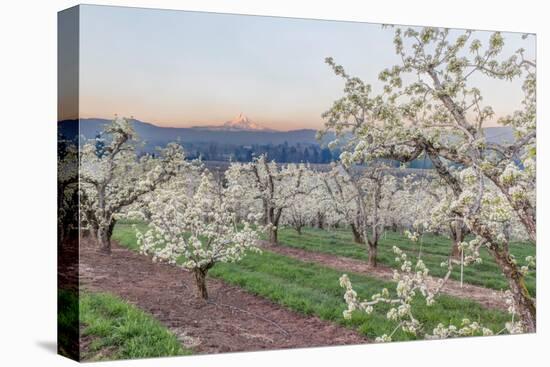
62;116;321;133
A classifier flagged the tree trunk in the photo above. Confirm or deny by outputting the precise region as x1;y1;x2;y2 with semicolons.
317;212;325;229
90;223;99;242
267;208;282;244
450;240;461;259
83;215;99;242
193;268;209;300
295;226;302;235
449;222;464;259
97;219;115;255
368;242;378;267
351;223;364;244
269;227;278;244
97;226;111;254
489;246;536;333
263;202;269;226
367;182;381;268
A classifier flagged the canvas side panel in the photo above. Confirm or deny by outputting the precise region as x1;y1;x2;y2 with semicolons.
57;5;80;362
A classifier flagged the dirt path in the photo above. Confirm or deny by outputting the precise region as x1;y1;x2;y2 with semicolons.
79;238;367;355
260;241;507;310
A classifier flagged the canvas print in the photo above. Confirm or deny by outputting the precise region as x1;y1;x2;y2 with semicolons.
58;4;536;362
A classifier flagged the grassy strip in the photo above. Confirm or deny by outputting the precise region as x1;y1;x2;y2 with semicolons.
58;290;80;359
113;220;146;250
79;291;191;361
276;227;536;295
113;223;511;342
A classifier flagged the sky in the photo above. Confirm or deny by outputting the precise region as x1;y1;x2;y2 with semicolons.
64;4;536;131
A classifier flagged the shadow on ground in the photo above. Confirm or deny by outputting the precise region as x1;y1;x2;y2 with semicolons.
35;340;57;354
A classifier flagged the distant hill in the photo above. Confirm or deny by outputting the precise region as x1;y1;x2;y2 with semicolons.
483;126;515;144
58;118;516;164
67;118;515;145
74;118;325;149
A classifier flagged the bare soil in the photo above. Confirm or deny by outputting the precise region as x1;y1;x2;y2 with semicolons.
79;238;367;355
260;241;508;310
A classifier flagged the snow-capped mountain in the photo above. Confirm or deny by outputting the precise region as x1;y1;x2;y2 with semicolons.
223;113;266;130
195;113;275;131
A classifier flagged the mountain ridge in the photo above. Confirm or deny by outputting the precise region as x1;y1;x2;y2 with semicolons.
59;118;516;165
61;117;515;152
69;118;324;151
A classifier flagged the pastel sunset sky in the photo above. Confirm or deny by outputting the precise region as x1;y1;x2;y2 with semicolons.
70;5;535;131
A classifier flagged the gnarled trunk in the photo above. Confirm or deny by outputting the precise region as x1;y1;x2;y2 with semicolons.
97;219;116;255
267;207;282;244
489;246;536;333
193;268;209;300
368;242;378;267
449;241;461;259
449;222;465;259
269;227;278;244
89;221;99;242
97;227;111;254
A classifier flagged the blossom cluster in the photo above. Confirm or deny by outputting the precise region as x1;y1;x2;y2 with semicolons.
339;246;529;341
135;171;262;271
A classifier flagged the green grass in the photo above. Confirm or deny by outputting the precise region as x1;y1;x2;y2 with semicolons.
113;222;512;341
58;290;80;360
276;227;536;295
113;220;149;251
79;291;191;361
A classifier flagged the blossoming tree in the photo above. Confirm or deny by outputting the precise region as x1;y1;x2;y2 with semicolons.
281;168;327;234
136;171;261;300
225;155;309;244
322;27;536;331
80;117;185;254
321;165;363;242
322;163;398;267
397;172;470;259
360;163;399;267
58;134;79;244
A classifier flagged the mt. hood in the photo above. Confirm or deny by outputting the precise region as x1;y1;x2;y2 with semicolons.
195;113;275;131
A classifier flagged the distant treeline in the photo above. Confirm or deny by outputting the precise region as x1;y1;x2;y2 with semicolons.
140;140;436;168
81;127;435;168
183;142;340;164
